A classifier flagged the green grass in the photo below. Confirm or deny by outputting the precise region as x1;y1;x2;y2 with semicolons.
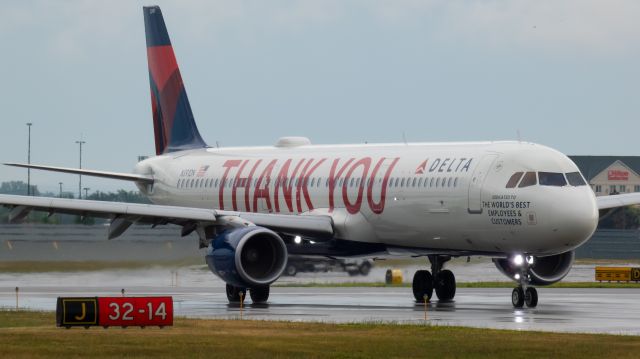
275;281;640;289
1;310;639;358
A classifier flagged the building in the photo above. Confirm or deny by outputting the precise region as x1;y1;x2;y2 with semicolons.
570;156;640;196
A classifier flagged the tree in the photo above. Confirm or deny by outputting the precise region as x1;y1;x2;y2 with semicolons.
0;181;39;196
599;206;640;229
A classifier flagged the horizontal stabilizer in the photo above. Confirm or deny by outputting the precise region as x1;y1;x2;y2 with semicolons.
4;163;154;184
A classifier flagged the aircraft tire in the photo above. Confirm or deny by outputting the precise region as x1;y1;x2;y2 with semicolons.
412;270;434;302
525;287;538;308
250;286;270;303
359;262;372;276
434;269;456;301
285;264;297;276
226;284;247;303
512;287;525;308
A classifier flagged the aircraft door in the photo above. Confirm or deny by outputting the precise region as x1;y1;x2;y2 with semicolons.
467;154;498;214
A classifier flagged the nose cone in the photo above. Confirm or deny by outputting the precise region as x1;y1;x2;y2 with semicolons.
551;189;599;250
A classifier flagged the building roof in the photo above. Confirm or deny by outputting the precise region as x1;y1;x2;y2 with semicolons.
569;156;640;181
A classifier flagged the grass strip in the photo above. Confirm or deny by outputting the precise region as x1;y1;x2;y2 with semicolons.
0;310;639;358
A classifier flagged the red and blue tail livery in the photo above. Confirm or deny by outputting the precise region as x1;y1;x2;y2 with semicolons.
143;6;207;155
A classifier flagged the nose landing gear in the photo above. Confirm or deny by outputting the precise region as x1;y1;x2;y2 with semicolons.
412;255;456;302
511;254;538;308
513;286;538;308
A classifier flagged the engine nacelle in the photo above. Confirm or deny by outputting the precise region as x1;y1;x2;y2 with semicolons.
493;251;574;286
205;226;288;288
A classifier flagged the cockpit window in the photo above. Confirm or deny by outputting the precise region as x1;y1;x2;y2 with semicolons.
518;172;537;188
539;172;567;187
566;172;587;186
505;172;524;188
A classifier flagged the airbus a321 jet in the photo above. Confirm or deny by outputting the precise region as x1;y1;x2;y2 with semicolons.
2;6;638;308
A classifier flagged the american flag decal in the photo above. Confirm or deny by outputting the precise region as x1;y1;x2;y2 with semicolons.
196;165;210;177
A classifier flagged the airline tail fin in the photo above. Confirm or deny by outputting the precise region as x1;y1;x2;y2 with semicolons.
143;6;207;155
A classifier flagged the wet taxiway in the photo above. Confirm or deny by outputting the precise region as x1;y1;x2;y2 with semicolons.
1;285;639;335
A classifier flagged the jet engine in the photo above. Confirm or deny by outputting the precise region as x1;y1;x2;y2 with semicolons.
205;226;288;288
493;251;574;285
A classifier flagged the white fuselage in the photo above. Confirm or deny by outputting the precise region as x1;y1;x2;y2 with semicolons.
135;140;599;256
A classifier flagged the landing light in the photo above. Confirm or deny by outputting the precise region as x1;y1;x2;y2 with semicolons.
294;236;302;244
514;274;521;280
513;254;524;266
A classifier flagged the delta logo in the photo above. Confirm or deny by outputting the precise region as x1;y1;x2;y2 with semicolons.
415;160;427;174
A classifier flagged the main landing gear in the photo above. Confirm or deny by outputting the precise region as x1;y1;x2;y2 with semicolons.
412;255;456;302
226;284;270;304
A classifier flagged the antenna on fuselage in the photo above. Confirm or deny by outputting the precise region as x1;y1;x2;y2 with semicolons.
402;132;408;145
517;129;522;143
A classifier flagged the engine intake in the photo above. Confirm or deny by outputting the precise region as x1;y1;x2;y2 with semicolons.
206;226;287;288
493;251;574;285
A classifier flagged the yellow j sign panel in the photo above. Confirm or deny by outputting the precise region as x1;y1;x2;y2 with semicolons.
56;297;98;327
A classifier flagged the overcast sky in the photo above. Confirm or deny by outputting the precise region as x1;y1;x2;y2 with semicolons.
1;0;639;194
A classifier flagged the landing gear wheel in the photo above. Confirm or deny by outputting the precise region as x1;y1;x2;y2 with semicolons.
412;270;434;302
434;269;456;301
512;287;525;308
226;284;246;303
250;286;270;303
285;264;297;276
524;287;538;308
359;262;371;276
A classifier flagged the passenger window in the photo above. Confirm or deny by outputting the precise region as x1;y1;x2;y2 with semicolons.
566;172;587;186
505;172;524;188
436;178;441;187
412;178;417;187
539;172;567;187
518;172;537;188
454;177;458;187
418;178;423;187
311;178;316;187
447;178;452;187
430;178;434;187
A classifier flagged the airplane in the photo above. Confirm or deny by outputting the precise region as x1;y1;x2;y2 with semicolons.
2;5;639;308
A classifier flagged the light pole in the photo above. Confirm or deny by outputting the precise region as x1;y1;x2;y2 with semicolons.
75;140;86;199
26;123;32;195
59;182;63;198
83;187;90;199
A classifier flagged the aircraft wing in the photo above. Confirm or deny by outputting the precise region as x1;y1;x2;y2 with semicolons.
4;163;154;184
0;194;334;241
596;193;640;210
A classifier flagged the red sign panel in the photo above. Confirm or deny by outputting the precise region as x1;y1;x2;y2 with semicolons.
608;170;629;181
97;297;173;327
